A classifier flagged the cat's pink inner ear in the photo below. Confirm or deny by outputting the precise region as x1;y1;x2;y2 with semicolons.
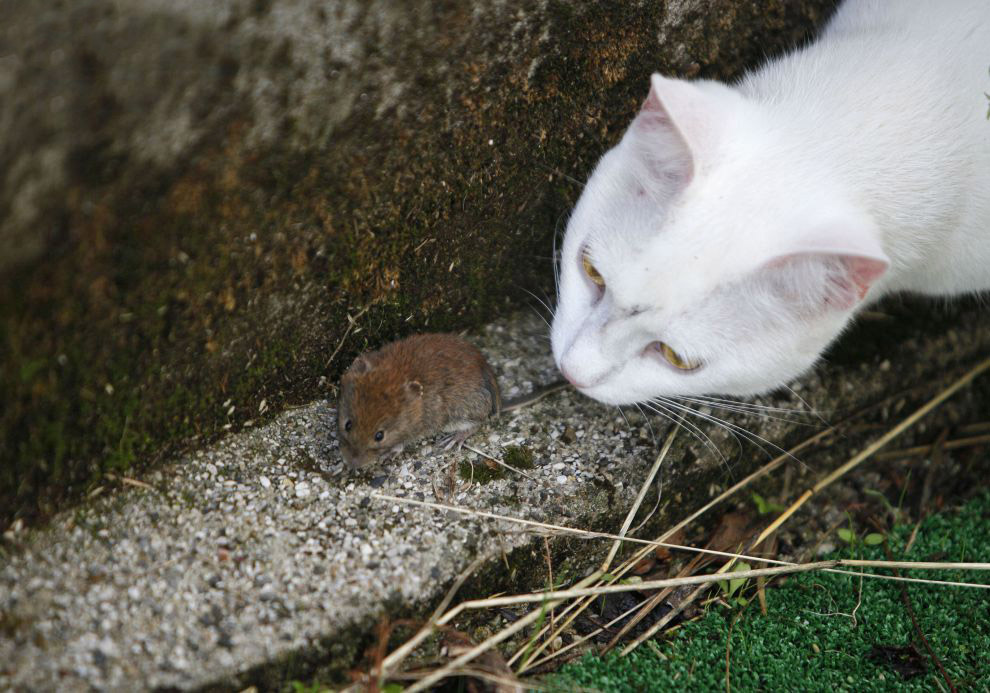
844;256;888;301
761;250;888;312
637;81;673;128
628;75;696;189
817;253;889;310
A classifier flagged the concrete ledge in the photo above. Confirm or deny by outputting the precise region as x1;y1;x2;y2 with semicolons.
2;305;989;690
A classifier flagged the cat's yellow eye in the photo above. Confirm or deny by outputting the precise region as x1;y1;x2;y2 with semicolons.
581;250;606;287
653;341;702;371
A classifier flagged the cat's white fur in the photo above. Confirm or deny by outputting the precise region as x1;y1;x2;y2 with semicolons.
552;0;990;405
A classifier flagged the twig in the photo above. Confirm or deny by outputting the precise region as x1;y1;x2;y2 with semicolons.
875;433;990;461
361;556;486;689
906;429;948;553
883;541;957;693
103;473;155;491
325;305;371;369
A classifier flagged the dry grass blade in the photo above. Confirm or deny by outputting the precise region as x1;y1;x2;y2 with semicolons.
446;560;990;612
522;595;656;671
516;395;893;672
510;421;680;673
516;421;836;672
374;494;820;569
603;419;680;570
602;552;707;654
403;598;562;693
875;432;990;461
324;304;371;368
102;473;155;491
346;556;486;691
621;355;990;656
750;355;990;551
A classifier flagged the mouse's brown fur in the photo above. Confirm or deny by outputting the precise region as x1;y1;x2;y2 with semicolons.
337;333;501;469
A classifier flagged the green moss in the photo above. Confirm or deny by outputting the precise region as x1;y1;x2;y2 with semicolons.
503;445;536;470
458;445;536;483
459;458;507;484
549;491;990;691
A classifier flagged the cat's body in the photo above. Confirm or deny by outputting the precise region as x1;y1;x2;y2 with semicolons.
552;0;990;405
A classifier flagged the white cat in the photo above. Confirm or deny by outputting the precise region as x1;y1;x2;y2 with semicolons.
551;0;990;406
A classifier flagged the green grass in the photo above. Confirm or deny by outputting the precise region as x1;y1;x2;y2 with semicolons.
548;491;990;691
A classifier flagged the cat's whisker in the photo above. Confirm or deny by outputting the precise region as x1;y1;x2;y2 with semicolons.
551;207;570;298
515;285;556;333
657;396;775;451
641;401;727;467
644;401;738;480
655;397;773;474
539;287;557;316
675;396;819;427
631;403;658;446
518;286;554;316
618;405;657;448
781;384;832;427
689;394;815;416
655;397;811;472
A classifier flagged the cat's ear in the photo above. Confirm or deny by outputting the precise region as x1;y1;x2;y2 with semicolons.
626;74;720;192
762;225;889;311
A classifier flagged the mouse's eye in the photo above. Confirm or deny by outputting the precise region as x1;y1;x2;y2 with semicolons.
581;249;606;288
650;341;702;371
374;430;384;442
344;419;352;432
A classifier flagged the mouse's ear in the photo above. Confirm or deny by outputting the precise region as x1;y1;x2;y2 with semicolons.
404;380;423;398
347;354;376;376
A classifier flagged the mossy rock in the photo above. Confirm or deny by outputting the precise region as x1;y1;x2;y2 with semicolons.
0;0;840;525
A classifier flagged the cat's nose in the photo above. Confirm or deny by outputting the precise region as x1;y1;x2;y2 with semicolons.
559;363;589;389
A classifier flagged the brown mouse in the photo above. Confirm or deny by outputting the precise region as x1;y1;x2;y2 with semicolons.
336;333;567;469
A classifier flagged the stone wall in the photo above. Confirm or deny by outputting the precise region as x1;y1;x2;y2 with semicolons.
0;0;839;524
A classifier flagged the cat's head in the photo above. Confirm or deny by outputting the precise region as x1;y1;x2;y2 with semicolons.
551;74;889;405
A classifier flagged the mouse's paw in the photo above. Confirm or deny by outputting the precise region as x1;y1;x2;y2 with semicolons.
438;427;477;452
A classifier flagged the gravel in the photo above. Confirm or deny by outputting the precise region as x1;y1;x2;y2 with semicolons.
2;304;988;690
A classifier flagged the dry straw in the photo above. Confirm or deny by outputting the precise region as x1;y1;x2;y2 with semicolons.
361;354;990;690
